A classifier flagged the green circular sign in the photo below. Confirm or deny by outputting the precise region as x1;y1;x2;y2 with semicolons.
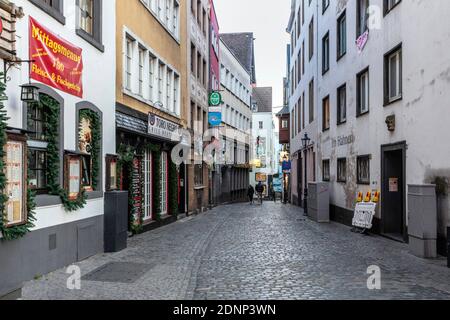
209;92;222;106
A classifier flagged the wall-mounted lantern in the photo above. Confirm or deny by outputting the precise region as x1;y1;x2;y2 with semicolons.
20;83;40;103
105;154;118;192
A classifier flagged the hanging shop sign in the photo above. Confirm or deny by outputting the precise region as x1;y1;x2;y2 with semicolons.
4;133;27;227
29;17;83;98
282;160;292;173
256;173;267;182
64;154;82;201
148;113;180;142
209;91;222;107
208;112;222;127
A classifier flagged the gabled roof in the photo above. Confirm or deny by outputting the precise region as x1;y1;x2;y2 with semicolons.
253;87;273;113
220;32;256;84
276;105;289;117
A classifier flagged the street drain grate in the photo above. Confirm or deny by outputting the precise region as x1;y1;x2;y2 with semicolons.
82;262;154;284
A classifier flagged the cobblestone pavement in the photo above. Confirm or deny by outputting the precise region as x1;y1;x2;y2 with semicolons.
22;202;450;300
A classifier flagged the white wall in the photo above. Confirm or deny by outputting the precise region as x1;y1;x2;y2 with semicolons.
288;0;450;235
3;0;116;231
250;112;276;188
219;39;252;132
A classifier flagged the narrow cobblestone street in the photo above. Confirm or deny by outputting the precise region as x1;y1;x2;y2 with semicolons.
22;202;450;300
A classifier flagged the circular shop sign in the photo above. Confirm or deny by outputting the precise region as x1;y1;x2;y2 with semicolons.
209;92;222;106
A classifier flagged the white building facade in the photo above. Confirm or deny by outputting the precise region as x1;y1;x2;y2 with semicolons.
188;0;209;212
251;87;276;196
0;0;116;296
288;0;450;252
210;38;252;204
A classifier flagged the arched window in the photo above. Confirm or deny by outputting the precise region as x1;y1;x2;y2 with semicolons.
24;87;64;195
76;102;103;192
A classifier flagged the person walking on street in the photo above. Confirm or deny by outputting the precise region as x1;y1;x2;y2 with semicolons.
255;182;264;204
247;185;255;204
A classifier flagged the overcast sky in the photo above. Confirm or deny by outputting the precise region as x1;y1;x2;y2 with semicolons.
214;0;291;110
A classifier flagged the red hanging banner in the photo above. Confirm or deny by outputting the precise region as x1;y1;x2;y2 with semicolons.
29;17;83;98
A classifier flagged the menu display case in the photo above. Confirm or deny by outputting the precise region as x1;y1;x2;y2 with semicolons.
64;152;83;201
105;154;118;191
4;133;28;227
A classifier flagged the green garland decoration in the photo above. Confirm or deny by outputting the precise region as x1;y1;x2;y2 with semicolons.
168;158;179;217
0;76;36;241
40;94;88;212
79;109;101;190
40;94;61;195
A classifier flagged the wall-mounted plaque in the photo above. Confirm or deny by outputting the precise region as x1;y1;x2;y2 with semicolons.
64;153;82;200
4;133;27;227
105;154;118;191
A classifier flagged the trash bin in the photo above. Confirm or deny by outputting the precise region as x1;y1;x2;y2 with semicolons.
408;185;437;259
104;191;129;253
308;182;330;223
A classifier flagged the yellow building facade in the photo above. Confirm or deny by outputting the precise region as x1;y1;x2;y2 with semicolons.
115;0;190;228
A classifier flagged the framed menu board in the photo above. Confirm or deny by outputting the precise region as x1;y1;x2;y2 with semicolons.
130;156;143;223
4;133;28;227
105;154;118;191
64;153;82;201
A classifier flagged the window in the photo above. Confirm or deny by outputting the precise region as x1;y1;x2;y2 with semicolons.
143;149;153;220
125;37;133;90
322;0;330;13
149;54;156;101
322;32;330;74
302;41;305;75
79;0;93;34
29;0;65;24
173;73;180;115
27;94;60;194
308;18;314;60
357;68;369;116
194;164;203;186
282;120;288;129
161;151;168;215
309;79;314;123
357;155;370;185
298;96;302;134
77;0;103;50
322;159;330;182
302;91;305;129
337;158;347;183
384;45;402;104
141;0;180;38
166;68;173;112
158;62;164;103
259;121;263;129
337;11;347;60
357;0;369;37
384;0;401;14
322;96;330;131
337;84;347;125
138;47;145;96
191;43;196;74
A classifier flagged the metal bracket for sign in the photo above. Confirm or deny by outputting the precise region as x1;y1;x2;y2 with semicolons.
2;59;35;83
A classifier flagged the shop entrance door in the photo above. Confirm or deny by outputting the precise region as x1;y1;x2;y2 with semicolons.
179;164;187;214
381;142;407;242
143;149;153;221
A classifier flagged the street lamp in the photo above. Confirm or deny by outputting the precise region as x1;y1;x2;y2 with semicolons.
301;133;311;215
